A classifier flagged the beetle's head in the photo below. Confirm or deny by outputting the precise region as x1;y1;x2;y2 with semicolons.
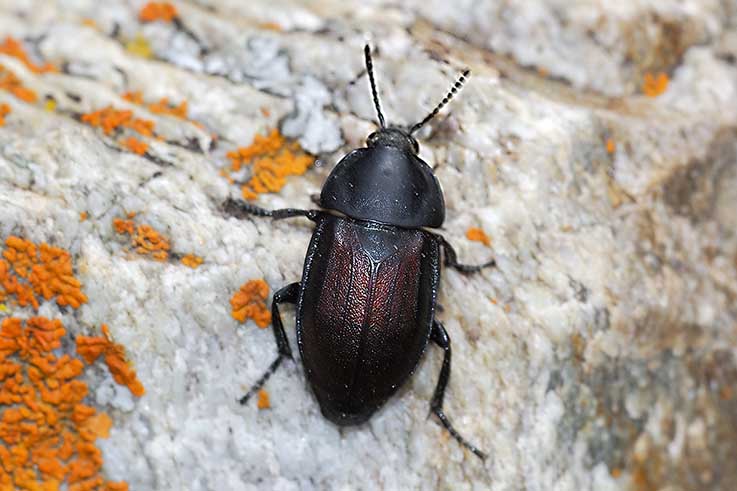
361;44;469;159
366;127;419;154
317;46;470;229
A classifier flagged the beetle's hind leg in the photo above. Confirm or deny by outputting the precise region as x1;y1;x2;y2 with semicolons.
438;236;495;273
239;282;299;405
429;320;487;460
223;198;319;221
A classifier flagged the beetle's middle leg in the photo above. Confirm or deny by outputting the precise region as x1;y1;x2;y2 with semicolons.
438;236;495;273
239;282;299;405
429;320;487;460
223;198;319;221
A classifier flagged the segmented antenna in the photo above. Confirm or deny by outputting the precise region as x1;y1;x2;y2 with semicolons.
409;69;470;135
364;45;386;128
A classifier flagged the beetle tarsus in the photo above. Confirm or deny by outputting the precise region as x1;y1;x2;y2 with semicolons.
438;236;496;273
238;354;287;405
223;198;318;221
239;282;299;405
429;320;487;461
450;259;496;274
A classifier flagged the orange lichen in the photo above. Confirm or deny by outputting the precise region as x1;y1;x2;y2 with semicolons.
79;212;88;222
80;107;131;135
125;117;155;138
227;129;285;172
80;106;157;156
0;237;88;310
34;243;88;308
124;91;193;124
112;218;134;236
139;2;178;23
258;22;283;32
0;36;56;74
0;65;38;103
121;91;143;105
148;97;188;119
180;254;203;269
257;389;270;409
226;129;313;200
466;227;491;247
0;259;36;308
0;103;9;126
230;279;271;328
113;218;170;262
643;72;669;97
244;149;313;199
76;325;145;398
132;225;170;261
121;136;148;156
0;316;129;490
80;107;155;137
606;138;616;154
81;18;98;29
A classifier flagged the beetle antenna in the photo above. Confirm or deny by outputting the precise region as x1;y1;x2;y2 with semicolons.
409;69;470;135
364;44;386;128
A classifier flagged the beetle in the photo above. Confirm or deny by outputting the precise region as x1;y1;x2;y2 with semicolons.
224;45;495;460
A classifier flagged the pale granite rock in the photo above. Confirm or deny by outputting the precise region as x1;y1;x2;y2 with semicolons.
0;1;736;490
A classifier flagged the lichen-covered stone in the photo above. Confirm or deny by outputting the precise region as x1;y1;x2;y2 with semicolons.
0;1;735;490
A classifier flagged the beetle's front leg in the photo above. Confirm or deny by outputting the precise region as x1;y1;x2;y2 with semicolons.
223;198;319;221
437;235;495;273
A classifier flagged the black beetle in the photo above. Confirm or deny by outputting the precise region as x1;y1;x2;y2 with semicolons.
224;46;494;460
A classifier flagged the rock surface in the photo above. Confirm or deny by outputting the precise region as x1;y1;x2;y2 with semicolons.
0;1;736;490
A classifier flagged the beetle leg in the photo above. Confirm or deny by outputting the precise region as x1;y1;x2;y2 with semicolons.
429;320;487;460
438;236;495;273
223;198;319;221
239;282;300;405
